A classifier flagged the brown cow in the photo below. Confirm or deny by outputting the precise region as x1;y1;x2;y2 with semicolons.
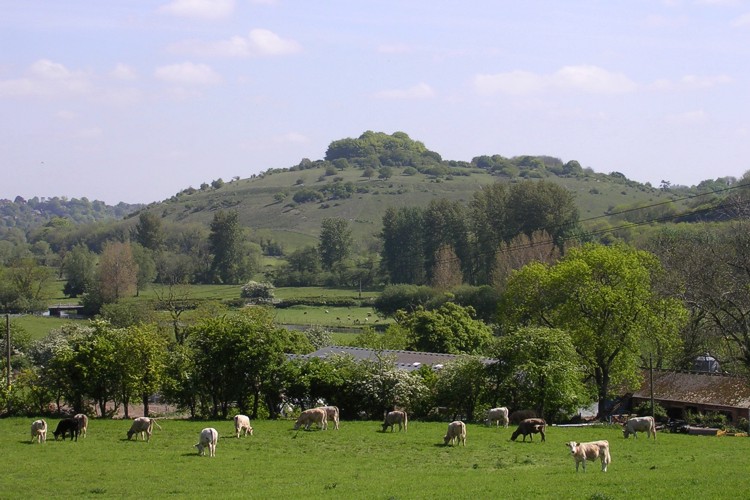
510;418;546;442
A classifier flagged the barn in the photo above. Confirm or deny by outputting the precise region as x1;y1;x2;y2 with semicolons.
630;369;750;423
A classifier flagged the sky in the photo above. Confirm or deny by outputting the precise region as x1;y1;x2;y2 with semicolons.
2;0;750;205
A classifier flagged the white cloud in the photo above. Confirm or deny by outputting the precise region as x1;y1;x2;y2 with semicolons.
0;59;92;98
474;65;636;96
111;63;137;80
648;74;733;90
554;65;638;93
374;83;436;100
168;29;301;57
158;0;235;19
154;62;222;85
246;29;302;56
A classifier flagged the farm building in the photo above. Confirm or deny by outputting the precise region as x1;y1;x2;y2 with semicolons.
630;369;750;423
293;345;497;372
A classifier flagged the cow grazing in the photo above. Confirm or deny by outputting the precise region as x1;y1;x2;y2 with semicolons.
195;427;219;457
566;440;611;472
293;408;328;431
382;411;408;433
318;406;340;430
443;421;466;446
31;419;47;444
234;414;253;438
127;417;162;442
53;418;80;441
623;416;656;440
486;407;509;428
510;418;546;442
74;413;88;438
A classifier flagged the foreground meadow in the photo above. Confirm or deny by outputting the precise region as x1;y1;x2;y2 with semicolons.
3;418;749;499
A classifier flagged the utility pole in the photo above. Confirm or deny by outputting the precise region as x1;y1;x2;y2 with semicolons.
5;313;10;388
649;353;655;418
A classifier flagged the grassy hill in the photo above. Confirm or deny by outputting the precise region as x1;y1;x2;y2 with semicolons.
141;162;694;252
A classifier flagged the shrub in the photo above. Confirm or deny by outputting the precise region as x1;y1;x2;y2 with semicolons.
241;281;275;300
633;401;668;422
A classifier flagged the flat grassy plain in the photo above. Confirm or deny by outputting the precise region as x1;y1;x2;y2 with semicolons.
3;418;748;499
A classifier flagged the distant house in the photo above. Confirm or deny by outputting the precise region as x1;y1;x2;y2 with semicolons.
630;370;750;423
292;345;496;372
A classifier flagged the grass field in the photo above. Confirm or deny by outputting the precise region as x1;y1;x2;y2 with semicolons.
3;417;748;499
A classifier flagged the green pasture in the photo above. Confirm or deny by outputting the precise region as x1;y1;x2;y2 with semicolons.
3;418;748;499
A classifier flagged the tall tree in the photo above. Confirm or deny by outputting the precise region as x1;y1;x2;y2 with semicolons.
402;302;492;354
469;183;508;284
208;210;245;284
487;327;587;421
430;244;463;290
380;207;426;284
504;180;579;248
500;243;686;417
133;211;164;251
97;240;138;303
423;199;469;283
318;217;353;271
62;243;97;298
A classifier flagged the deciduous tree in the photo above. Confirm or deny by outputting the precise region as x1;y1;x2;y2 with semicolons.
500;243;686;417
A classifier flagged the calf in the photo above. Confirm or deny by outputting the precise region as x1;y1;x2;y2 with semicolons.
622;416;656;440
53;418;80;441
127;417;162;442
318;406;340;430
293;408;328;431
566;440;611;472
195;427;219;457
510;418;546;442
31;419;47;444
443;421;466;446
74;413;88;439
382;411;408;433
486;407;509;428
234;414;253;438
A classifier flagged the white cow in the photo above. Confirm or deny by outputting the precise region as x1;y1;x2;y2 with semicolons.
195;427;219;457
318;406;340;430
234;414;253;438
382;411;408;433
566;440;611;472
486;407;509;428
294;408;328;431
443;421;466;446
127;417;162;442
74;413;88;438
31;419;47;444
622;416;656;440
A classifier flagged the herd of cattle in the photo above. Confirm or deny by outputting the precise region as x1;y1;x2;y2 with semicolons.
27;405;658;470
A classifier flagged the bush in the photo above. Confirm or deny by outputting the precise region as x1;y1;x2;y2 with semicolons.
632;401;668;422
241;281;275;300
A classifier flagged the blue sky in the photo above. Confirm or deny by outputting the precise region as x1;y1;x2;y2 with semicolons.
2;0;749;204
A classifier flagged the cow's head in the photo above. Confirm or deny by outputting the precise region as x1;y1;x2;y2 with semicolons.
194;443;204;455
622;428;631;439
126;430;135;440
565;441;580;454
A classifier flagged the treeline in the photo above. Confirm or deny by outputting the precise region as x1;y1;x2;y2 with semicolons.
0;196;141;232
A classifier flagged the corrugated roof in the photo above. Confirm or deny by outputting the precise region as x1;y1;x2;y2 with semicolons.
291;346;496;371
633;370;750;409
